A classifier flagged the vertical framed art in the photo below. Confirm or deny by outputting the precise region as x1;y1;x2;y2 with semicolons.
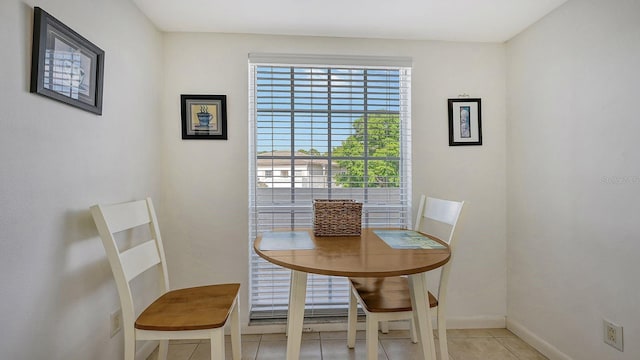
181;94;228;139
448;98;482;146
30;7;105;115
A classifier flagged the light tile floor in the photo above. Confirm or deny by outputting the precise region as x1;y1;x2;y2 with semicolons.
147;329;548;360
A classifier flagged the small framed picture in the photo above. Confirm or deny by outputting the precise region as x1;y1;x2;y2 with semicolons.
448;98;482;146
181;94;227;140
30;7;105;115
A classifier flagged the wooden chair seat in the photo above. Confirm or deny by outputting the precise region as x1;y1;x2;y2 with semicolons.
136;284;240;331
349;277;437;313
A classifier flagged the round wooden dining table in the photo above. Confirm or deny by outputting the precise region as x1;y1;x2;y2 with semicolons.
254;228;451;360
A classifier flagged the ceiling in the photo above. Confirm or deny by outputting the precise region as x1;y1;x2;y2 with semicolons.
132;0;568;42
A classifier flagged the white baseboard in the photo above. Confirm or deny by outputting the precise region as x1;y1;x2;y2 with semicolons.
507;319;572;360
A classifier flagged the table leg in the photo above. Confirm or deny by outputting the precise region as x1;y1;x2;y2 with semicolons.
286;270;308;360
408;273;436;360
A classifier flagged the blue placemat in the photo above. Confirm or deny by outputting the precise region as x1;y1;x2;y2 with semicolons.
259;231;315;250
374;230;446;249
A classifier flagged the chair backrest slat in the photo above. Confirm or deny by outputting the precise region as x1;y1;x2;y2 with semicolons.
100;199;151;233
414;195;464;246
423;197;463;226
120;240;162;282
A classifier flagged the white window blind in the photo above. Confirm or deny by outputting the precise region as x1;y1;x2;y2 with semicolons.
248;55;412;320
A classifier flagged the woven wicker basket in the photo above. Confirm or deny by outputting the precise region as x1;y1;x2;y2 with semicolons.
313;199;362;236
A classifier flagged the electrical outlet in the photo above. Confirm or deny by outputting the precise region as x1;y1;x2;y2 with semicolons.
603;319;623;351
110;309;122;338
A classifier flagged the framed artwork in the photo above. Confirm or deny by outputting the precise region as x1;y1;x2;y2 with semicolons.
30;7;105;115
181;94;227;140
448;98;482;146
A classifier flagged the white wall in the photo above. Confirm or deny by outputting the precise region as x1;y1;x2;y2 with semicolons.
161;33;507;329
506;0;640;359
0;0;163;359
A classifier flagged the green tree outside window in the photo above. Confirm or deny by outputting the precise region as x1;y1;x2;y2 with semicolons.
332;114;400;188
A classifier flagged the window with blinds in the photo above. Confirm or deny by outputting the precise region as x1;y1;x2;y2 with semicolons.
248;54;412;320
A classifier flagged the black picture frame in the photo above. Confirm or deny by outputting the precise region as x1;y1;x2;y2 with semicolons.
30;7;105;115
448;98;482;146
181;95;228;140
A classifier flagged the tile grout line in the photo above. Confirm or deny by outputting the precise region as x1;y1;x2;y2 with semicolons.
253;337;260;360
380;336;393;360
186;342;198;360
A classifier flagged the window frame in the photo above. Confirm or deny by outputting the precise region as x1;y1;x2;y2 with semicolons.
248;55;412;320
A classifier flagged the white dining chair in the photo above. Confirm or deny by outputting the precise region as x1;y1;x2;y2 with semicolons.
347;195;464;360
91;198;241;360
